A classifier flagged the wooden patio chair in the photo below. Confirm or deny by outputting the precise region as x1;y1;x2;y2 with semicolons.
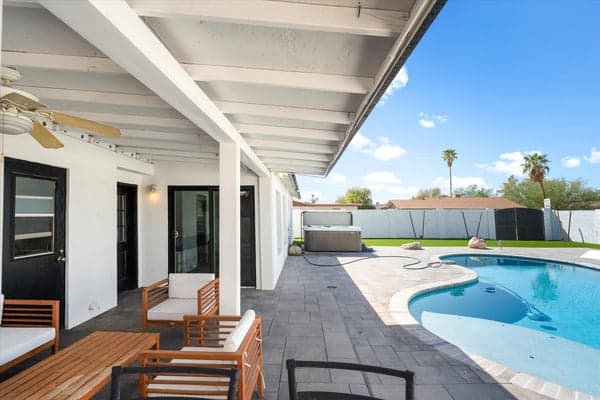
0;296;60;373
110;364;240;400
137;310;263;400
141;274;219;331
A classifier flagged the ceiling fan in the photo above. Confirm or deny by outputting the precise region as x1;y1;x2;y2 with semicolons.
0;66;121;149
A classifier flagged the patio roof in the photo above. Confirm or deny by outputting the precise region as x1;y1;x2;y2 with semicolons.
2;0;445;177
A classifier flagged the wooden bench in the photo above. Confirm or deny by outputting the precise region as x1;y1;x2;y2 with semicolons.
137;312;263;400
0;298;59;373
0;331;159;400
142;275;219;331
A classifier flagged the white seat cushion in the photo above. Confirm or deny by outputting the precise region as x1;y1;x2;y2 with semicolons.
147;298;196;321
0;327;55;365
169;273;215;299
223;310;256;352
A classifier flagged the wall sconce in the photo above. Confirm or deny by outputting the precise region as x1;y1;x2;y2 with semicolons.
147;184;158;194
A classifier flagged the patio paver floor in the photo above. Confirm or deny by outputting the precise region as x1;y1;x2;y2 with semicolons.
3;246;599;399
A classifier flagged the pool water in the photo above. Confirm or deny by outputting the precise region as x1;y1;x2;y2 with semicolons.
409;255;600;395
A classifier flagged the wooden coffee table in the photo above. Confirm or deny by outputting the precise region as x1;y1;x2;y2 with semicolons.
0;330;159;400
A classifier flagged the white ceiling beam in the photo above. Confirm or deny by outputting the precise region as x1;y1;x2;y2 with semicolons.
121;129;213;144
56;110;195;130
270;165;325;175
39;0;268;177
215;101;354;125
129;0;408;37
15;85;171;109
118;147;218;159
109;138;219;153
237;124;344;142
186;64;372;94
254;150;332;162
246;139;337;154
145;155;218;164
262;158;329;169
4;51;372;94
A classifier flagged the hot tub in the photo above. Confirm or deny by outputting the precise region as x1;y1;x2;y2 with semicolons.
303;225;362;252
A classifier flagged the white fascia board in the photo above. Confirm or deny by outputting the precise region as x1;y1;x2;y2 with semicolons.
237;124;345;142
216;101;353;125
129;0;408;37
39;0;269;177
326;0;443;175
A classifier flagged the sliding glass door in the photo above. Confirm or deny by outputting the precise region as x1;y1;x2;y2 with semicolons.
167;186;256;286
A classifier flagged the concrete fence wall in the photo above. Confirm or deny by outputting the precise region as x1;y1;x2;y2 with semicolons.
293;209;497;239
545;209;600;244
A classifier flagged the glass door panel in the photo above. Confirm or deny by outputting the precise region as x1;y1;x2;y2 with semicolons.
174;190;211;273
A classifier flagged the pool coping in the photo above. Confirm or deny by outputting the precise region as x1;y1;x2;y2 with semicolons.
388;251;600;400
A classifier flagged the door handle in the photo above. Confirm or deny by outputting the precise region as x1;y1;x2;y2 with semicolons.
57;249;66;263
172;230;179;239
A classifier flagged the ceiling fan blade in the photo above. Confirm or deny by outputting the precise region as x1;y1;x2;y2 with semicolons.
0;92;47;111
51;112;121;137
30;121;64;149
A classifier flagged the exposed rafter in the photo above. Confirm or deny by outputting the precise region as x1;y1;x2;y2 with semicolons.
129;0;408;37
262;158;329;169
237;124;344;142
246;138;337;154
109;138;218;153
56;110;195;130
215;101;353;125
254;150;332;163
118;147;218;159
121;129;214;144
3;51;372;94
39;0;268;176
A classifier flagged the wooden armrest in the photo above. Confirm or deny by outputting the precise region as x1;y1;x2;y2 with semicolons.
142;278;169;311
197;278;219;316
183;314;241;346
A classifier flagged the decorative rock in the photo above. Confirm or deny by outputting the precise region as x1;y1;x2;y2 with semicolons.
468;236;487;249
288;245;302;256
401;241;423;250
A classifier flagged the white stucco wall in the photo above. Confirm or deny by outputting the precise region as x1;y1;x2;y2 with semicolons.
138;160;260;287
293;208;497;239
546;209;600;244
0;134;152;328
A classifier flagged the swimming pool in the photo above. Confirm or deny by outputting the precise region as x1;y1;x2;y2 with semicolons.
409;254;600;396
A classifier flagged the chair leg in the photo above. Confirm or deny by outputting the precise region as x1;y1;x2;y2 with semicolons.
257;370;265;398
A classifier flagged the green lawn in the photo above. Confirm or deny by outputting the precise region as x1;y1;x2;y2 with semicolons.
293;238;600;249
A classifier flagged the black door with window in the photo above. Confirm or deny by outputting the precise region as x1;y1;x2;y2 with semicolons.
168;186;256;287
117;183;138;292
2;158;66;326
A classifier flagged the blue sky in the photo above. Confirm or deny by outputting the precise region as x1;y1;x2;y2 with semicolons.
297;0;600;204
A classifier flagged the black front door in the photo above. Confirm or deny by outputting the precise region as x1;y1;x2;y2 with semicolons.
168;186;256;287
2;158;66;326
117;183;138;292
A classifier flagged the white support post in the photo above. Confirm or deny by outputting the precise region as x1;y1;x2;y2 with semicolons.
258;175;275;290
219;142;241;315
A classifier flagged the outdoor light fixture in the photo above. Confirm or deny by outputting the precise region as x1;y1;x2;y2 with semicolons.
147;184;158;194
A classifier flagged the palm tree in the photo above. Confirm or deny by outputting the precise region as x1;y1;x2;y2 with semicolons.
441;149;458;197
522;153;550;199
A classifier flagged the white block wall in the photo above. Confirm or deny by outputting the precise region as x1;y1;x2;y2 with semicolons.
545;209;600;244
293;209;497;239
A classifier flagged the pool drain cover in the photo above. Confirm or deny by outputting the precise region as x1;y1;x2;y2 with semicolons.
327;285;337;289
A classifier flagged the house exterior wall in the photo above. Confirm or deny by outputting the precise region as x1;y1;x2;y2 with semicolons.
0;136;294;328
0;134;152;328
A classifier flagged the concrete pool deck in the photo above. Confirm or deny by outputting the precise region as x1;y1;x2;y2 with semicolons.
308;245;600;400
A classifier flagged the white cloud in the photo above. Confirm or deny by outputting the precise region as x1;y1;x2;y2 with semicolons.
584;147;600;164
349;132;407;161
314;172;346;185
433;176;488;191
362;171;402;184
361;171;418;201
561;156;581;168
418;112;448;128
475;150;541;176
379;66;408;105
